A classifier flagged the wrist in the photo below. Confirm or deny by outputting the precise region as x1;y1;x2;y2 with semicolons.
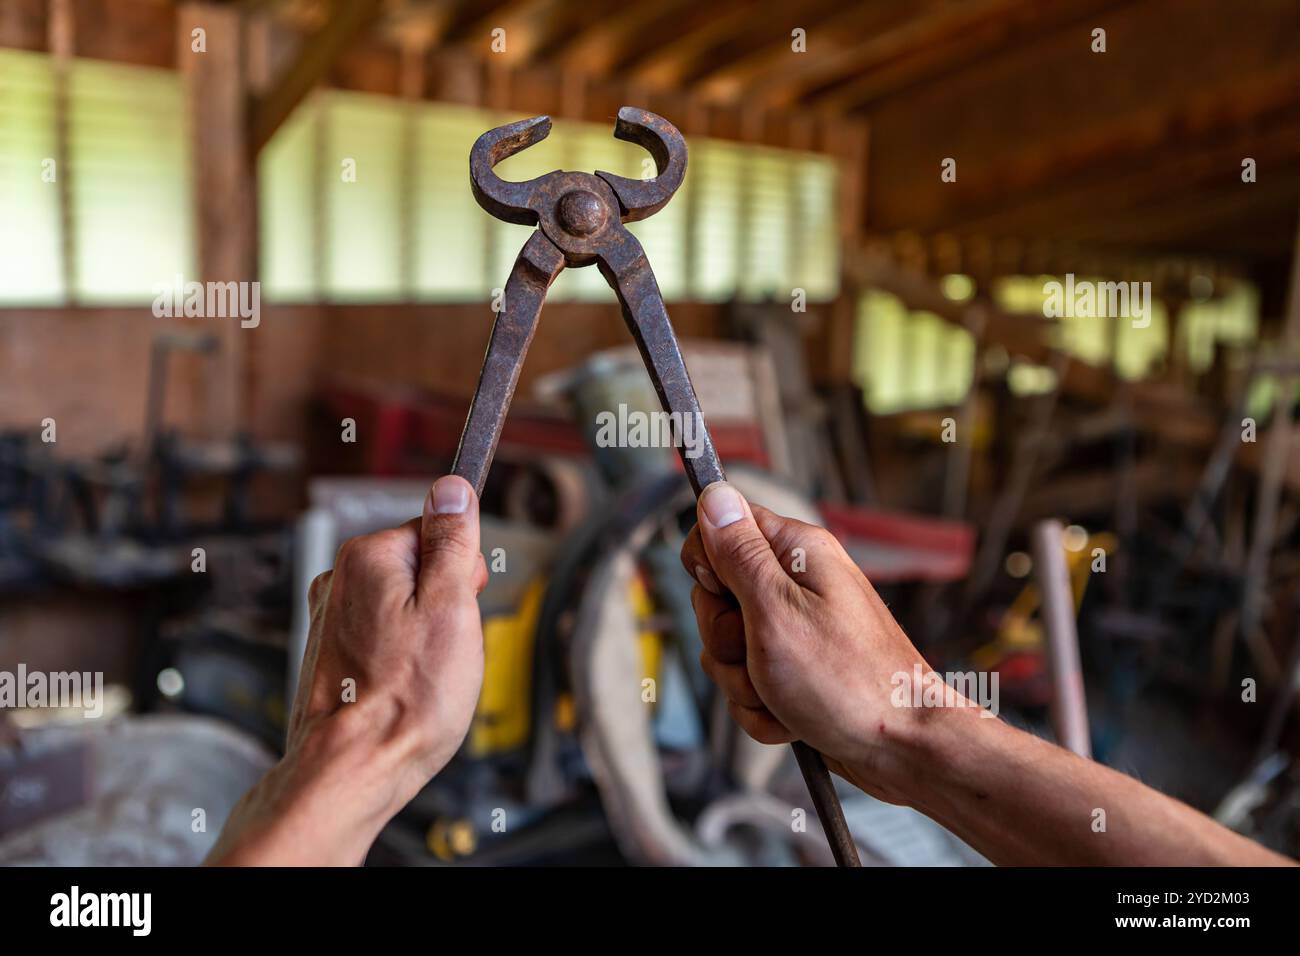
841;696;988;812
210;704;426;866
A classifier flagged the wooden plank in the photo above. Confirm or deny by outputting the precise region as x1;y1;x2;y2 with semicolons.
810;0;1120;113
691;1;917;103
616;0;760;87
936;67;1300;239
752;0;1025;109
536;0;691;71
49;0;75;301
864;0;1300;235
73;0;176;68
249;0;383;154
0;0;48;53
177;3;257;434
438;0;537;44
667;0;844;93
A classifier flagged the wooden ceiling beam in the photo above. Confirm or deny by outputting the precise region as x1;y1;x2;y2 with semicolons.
437;0;544;47
1060;172;1300;252
666;0;843;92
0;0;49;54
864;0;1300;242
692;0;930;105
249;0;383;154
744;0;1021;111
867;231;1249;289
614;0;758;87
807;0;1122;113
508;0;608;69
933;71;1300;238
532;0;692;72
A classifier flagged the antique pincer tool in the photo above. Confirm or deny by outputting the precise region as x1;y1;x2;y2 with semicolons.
453;107;860;867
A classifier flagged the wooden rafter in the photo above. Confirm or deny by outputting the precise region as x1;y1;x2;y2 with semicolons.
806;0;1121;112
740;0;1006;110
616;0;757;87
249;0;383;154
691;0;922;104
438;0;538;45
664;0;845;90
532;0;689;71
923;63;1300;239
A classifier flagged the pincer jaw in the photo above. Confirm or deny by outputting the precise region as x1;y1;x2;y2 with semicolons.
467;107;687;228
596;106;688;223
469;114;553;226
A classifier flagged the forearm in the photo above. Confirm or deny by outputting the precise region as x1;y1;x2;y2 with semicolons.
855;705;1293;867
206;708;418;866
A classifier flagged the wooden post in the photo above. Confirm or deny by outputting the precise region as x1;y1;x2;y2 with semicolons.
49;0;75;302
177;4;257;436
399;41;426;299
942;302;987;518
682;98;708;298
825;117;868;387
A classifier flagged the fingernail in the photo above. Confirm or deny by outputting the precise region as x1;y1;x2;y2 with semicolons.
694;564;722;596
700;482;745;529
430;476;469;515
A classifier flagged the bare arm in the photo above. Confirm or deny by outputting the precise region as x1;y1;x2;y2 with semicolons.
207;476;488;866
681;481;1293;867
874;698;1287;865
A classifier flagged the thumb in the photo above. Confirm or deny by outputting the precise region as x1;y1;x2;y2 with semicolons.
696;481;790;607
418;475;483;599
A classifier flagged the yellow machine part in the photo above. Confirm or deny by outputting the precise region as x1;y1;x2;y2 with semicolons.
470;580;545;757
469;574;664;758
973;531;1116;671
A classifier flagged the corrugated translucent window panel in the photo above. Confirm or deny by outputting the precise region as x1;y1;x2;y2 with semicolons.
739;147;791;300
1180;283;1258;373
993;275;1051;313
1058;294;1112;366
941;319;976;405
907;311;943;407
793;154;838;301
0;50;61;303
69;60;193;302
259;94;319;301
1114;301;1168;380
1008;360;1058;395
323;92;405;301
996;273;1172;380
625;135;688;302
857;291;906;413
856;293;973;412
691;140;743;301
413;103;491;300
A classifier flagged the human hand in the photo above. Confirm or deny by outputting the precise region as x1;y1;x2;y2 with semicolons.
680;481;943;806
683;483;1300;867
207;475;487;865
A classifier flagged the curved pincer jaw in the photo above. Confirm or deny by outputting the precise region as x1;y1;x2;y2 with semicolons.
469;114;554;226
596;107;688;223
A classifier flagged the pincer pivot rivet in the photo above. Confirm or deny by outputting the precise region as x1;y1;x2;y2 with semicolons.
556;189;608;237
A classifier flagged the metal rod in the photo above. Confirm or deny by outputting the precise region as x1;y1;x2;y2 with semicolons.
1030;519;1091;758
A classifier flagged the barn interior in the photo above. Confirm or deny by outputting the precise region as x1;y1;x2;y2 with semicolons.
2;0;1299;865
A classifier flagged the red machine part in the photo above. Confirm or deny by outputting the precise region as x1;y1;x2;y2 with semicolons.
321;381;972;584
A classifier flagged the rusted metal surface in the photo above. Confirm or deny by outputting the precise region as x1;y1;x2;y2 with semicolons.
456;106;720;495
453;231;564;496
452;107;859;866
